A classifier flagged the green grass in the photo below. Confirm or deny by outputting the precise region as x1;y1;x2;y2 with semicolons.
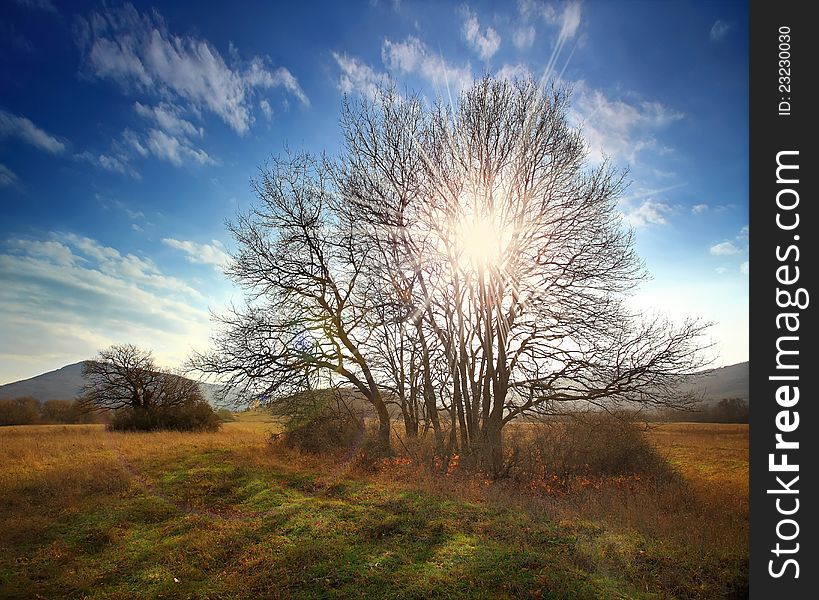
0;422;748;599
3;450;668;599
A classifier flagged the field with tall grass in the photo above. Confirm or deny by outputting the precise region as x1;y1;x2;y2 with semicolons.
0;415;747;599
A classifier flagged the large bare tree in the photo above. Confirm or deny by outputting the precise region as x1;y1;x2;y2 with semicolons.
195;77;708;468
338;78;709;471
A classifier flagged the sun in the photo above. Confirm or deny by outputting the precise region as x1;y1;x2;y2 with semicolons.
454;215;508;272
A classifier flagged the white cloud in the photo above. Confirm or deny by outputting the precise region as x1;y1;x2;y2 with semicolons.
129;102;213;167
557;1;582;42
740;261;749;275
710;241;741;256
0;163;19;187
76;150;140;179
691;203;708;214
7;239;76;266
332;52;390;98
122;129;148;157
517;0;582;44
59;233;203;298
512;25;535;50
382;36;473;93
146;129;214;167
134;102;202;138
622;200;673;228
495;63;533;82
74;3;308;135
710;20;730;42
163;238;231;270
259;99;273;120
569;81;684;164
459;5;501;60
0;233;217;383
0;108;66;153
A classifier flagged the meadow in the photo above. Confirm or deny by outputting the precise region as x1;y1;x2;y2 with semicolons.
0;416;747;599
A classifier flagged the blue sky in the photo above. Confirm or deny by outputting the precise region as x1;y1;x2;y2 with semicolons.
0;0;748;384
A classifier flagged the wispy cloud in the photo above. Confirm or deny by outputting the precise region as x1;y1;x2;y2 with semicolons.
0;164;19;187
74;3;308;135
259;99;273;120
76;150;140;179
555;1;582;42
710;20;730;42
709;241;741;256
740;261;749;275
134;102;202;139
332;51;390;98
162;238;230;270
512;25;535;50
145;129;214;167
495;63;533;82
13;0;57;13
459;5;501;60
129;101;213;167
0;233;213;382
0;108;66;153
691;203;709;215
622;200;674;228
382;36;473;93
570;81;684;164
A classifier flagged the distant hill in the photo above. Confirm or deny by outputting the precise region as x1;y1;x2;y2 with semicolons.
678;361;748;403
0;362;87;402
0;361;237;408
0;360;749;408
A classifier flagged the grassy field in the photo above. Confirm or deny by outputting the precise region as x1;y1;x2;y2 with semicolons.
0;417;747;599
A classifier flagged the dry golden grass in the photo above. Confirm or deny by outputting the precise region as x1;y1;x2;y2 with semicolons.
0;417;748;599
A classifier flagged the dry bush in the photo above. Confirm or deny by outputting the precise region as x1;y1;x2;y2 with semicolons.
275;396;365;455
502;412;674;481
109;400;221;432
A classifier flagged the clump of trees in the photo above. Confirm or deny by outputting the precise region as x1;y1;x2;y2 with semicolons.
192;77;708;474
653;398;749;423
81;344;220;432
0;397;97;426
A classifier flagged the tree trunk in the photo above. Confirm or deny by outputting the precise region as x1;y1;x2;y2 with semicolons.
481;418;504;477
403;412;418;438
374;399;392;456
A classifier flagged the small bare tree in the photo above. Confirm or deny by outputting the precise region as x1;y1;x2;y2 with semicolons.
80;344;204;412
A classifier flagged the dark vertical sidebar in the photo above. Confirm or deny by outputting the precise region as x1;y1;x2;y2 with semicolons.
749;1;816;596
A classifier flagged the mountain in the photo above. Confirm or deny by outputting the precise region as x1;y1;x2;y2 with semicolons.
0;362;87;402
0;362;237;408
680;361;749;403
0;360;749;407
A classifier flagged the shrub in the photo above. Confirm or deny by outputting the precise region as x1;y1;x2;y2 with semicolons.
108;400;221;432
507;412;672;479
0;397;40;426
216;408;236;422
277;393;365;454
40;399;98;424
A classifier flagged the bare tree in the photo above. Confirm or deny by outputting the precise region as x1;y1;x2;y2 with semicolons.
190;153;395;453
195;77;708;470
80;344;204;412
339;78;710;472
